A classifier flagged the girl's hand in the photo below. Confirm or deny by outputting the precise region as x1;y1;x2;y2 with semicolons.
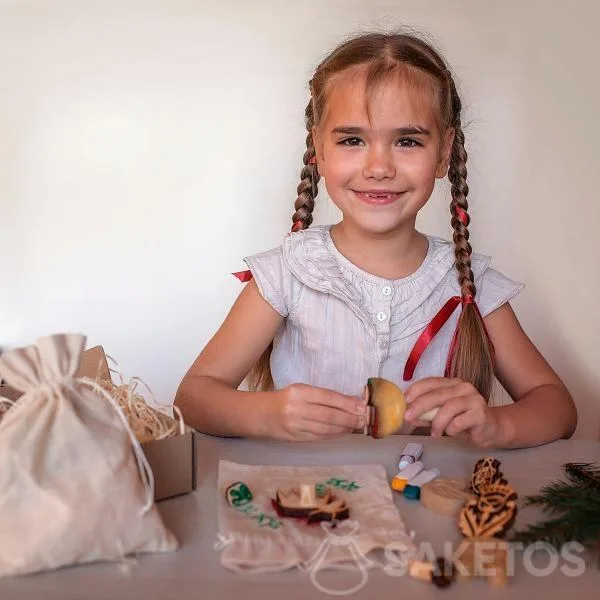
404;377;503;448
263;383;366;442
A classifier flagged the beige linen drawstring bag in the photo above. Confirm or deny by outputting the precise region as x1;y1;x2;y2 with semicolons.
0;333;178;578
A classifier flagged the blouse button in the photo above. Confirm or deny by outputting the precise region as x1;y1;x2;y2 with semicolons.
376;311;387;322
381;285;392;297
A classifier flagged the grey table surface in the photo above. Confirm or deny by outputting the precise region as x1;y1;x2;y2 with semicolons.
1;433;600;600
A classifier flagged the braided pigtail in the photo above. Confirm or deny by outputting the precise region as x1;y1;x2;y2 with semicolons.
446;89;495;400
292;99;321;231
246;99;321;391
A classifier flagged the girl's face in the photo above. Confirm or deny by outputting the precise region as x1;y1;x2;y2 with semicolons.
314;65;453;236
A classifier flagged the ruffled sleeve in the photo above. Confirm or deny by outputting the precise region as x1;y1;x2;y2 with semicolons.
475;266;525;317
243;247;289;317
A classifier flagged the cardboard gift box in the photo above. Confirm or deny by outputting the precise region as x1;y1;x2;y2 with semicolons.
2;345;197;502
77;345;197;502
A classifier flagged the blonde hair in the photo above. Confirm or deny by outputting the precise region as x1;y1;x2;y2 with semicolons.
247;31;494;400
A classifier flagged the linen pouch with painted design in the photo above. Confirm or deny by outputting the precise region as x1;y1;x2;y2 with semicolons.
217;460;416;576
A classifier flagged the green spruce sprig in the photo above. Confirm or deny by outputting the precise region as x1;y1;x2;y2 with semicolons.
564;463;600;490
511;462;600;554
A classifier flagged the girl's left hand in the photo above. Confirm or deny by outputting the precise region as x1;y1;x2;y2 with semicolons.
404;377;503;448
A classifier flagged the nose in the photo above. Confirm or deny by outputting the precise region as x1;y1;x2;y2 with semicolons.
363;145;396;180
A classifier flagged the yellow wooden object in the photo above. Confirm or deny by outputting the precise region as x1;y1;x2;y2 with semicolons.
365;378;407;438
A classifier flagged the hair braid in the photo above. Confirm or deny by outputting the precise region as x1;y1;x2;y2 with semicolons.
445;79;495;400
291;99;320;230
448;122;474;297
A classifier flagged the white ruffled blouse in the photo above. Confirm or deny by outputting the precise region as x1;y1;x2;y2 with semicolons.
243;225;523;402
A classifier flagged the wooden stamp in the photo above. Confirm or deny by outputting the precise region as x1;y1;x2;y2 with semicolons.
453;458;518;587
273;484;350;524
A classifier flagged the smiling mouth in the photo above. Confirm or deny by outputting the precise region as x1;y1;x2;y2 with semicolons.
353;190;403;205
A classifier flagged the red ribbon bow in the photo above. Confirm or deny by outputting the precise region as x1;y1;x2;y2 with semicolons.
232;270;253;282
403;295;492;381
231;221;304;282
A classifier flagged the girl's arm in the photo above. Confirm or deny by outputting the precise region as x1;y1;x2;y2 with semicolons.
405;303;577;449
484;302;578;447
174;279;284;437
174;279;364;439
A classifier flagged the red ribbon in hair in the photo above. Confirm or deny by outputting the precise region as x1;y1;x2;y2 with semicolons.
454;205;469;226
403;294;493;381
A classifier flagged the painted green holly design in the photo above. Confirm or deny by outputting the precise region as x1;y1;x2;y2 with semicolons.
323;477;361;491
235;503;281;528
256;511;281;529
344;481;360;491
225;481;282;529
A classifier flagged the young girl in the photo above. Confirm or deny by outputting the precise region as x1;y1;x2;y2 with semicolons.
175;32;577;449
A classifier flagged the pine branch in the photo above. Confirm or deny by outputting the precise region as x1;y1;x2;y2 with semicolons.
511;515;593;549
511;508;600;549
524;481;600;515
511;462;600;551
564;463;600;490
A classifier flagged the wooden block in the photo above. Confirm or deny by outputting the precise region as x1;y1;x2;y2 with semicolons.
454;538;509;586
408;560;433;582
420;478;470;516
299;483;317;507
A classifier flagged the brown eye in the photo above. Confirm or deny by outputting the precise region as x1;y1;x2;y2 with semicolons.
339;137;363;146
397;138;421;148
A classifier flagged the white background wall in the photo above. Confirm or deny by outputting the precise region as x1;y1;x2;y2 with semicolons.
1;0;598;439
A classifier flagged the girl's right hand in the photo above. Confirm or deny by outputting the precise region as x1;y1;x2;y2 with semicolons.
262;383;366;441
